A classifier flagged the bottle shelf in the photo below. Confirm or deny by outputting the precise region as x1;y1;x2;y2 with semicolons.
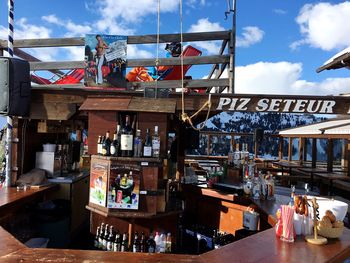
92;154;162;164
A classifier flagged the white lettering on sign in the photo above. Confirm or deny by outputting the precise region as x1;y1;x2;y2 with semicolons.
216;97;337;114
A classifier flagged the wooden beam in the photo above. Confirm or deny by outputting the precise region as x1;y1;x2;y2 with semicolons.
29;55;230;70
0;31;230;48
278;137;284;160
298;137;304;165
311;138;317;168
327;138;334;172
207;40;228;79
288;137;292;162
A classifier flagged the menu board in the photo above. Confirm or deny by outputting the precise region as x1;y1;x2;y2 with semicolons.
107;163;141;210
89;159;109;206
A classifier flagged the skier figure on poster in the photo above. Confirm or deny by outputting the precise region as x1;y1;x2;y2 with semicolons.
95;35;108;84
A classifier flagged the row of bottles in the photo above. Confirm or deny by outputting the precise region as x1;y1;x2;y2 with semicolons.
228;143;249;168
97;115;161;158
242;162;275;201
94;222;172;253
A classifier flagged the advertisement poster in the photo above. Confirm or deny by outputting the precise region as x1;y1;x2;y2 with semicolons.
107;163;141;210
89;159;109;206
84;34;127;88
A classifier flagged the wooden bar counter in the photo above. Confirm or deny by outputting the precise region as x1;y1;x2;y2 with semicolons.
0;185;349;262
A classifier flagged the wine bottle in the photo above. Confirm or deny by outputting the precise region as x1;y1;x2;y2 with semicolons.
98;223;105;249
102;224;109;250
94;226;100;248
165;233;172;253
143;128;152;157
120;115;134;157
146;234;156;253
97;135;102;155
106;226;115;251
134;129;142;157
102;131;111;156
132;232;140;252
110;130;119;157
120;233;128;252
113;231;121;252
152;126;160;158
140;232;146;252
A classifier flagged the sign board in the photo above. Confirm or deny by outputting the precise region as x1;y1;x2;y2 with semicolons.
183;94;350;115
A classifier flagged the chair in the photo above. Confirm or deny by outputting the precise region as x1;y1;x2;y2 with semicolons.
157;45;202;80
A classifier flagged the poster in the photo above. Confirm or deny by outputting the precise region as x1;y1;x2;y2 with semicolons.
107;163;141;210
84;34;127;88
89;160;109;206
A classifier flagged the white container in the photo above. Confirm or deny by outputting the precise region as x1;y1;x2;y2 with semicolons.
43;144;56;152
318;199;348;221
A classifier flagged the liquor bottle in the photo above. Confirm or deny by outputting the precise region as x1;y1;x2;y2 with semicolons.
159;233;166;253
152;126;161;158
116;124;122;156
146;234;156;253
165;233;172;253
102;224;110;250
132;232;140;252
143;128;152;157
113;231;121;252
133;129;142;157
102;131;111;156
106;226;115;251
120;233;128;252
98;223;105;249
110;130;119;157
97;135;102;155
140;232;146;252
94;226;100;248
154;232;161;253
99;136;105;156
120;115;134;157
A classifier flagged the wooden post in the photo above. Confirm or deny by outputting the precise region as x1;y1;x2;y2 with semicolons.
341;139;348;170
327;138;334;172
347;141;350;177
278;137;284;160
298;137;304;165
312;138;317;168
303;138;308;162
288;137;292;162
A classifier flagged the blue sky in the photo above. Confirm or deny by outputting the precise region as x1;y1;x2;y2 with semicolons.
0;0;350;99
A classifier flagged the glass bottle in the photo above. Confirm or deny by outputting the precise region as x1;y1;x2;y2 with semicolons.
140;232;146;252
165;233;172;253
102;131;111;156
98;223;105;249
94;226;100;248
134;129;142;157
113;231;121;252
121;115;134;157
102;224;109;250
143;128;152;157
152;126;161;158
146;234;156;253
120;233;128;252
97;135;102;155
106;226;115;251
132;232;140;252
110;129;120;157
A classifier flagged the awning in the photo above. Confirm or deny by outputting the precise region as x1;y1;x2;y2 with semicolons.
279;118;350;137
317;47;350;73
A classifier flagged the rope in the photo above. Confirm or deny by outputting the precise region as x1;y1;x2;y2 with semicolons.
154;0;161;97
179;0;212;131
5;0;14;187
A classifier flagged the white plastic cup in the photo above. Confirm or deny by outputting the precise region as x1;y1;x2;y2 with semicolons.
293;213;303;236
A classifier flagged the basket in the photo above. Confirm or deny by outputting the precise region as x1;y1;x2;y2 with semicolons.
317;225;344;239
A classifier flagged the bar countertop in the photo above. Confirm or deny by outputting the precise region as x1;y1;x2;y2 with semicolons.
0;185;349;262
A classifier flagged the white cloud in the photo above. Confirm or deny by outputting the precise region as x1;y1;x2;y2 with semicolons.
273;9;287;15
292;2;350;51
127;45;153;59
219;61;350;96
188;18;225;54
96;0;179;24
42;14;92;37
236;26;264;48
0;18;57;60
187;0;206;9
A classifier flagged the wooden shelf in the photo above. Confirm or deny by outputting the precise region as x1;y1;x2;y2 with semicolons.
92;155;162;164
86;203;182;219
